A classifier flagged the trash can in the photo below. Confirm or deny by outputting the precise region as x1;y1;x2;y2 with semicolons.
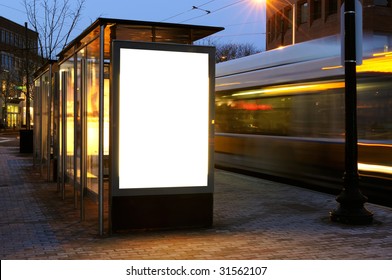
19;129;33;153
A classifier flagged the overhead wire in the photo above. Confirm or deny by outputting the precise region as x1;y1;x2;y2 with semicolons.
177;0;264;45
160;7;195;22
160;0;216;22
0;3;25;15
180;0;247;23
3;0;264;46
197;0;217;8
4;1;255;31
160;0;248;23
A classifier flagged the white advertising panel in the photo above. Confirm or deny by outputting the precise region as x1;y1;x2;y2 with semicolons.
118;47;210;189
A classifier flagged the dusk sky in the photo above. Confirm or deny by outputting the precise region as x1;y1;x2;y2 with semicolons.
0;0;267;50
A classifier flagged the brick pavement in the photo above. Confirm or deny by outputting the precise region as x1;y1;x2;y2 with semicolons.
1;131;392;260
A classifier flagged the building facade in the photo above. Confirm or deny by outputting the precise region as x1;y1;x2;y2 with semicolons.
266;0;392;50
0;16;38;129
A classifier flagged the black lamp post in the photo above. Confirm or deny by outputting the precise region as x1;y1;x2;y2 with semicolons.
330;0;373;224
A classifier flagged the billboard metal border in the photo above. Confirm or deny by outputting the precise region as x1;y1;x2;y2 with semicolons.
110;40;215;198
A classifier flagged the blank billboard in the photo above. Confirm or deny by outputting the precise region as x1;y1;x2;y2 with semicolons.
115;44;212;190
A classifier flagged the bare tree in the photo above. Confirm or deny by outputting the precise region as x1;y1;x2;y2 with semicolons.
215;42;261;63
197;38;261;63
24;0;86;63
22;0;85;130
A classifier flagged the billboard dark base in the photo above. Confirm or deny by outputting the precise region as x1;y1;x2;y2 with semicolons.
110;193;213;232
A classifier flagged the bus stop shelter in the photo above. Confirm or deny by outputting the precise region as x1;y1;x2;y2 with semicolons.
34;18;223;235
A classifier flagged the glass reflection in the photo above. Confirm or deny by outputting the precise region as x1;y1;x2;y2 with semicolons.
86;38;102;194
62;59;75;180
41;73;50;164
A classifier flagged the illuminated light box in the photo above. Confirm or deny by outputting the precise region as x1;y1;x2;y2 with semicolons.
119;48;209;189
110;41;215;231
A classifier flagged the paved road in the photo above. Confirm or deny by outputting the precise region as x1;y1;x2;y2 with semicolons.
1;132;392;259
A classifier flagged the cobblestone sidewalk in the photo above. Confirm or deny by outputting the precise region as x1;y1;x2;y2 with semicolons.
1;133;392;259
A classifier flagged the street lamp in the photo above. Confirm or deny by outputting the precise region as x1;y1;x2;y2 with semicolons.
290;2;295;44
280;1;296;45
265;0;296;46
330;0;373;224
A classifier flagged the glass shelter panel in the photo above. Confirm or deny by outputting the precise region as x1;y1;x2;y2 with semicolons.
86;38;100;194
33;71;51;170
60;59;75;181
58;73;63;183
33;78;41;161
74;50;83;187
104;70;110;175
41;72;50;164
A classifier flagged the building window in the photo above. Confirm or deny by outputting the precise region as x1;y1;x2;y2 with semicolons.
10;33;14;46
374;0;391;6
311;0;322;20
267;19;272;43
271;15;276;41
5;30;10;44
1;53;13;70
284;7;293;29
299;1;308;24
276;14;282;38
326;0;338;15
14;34;19;48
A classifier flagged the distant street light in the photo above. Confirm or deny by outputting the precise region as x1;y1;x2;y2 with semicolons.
278;0;296;44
